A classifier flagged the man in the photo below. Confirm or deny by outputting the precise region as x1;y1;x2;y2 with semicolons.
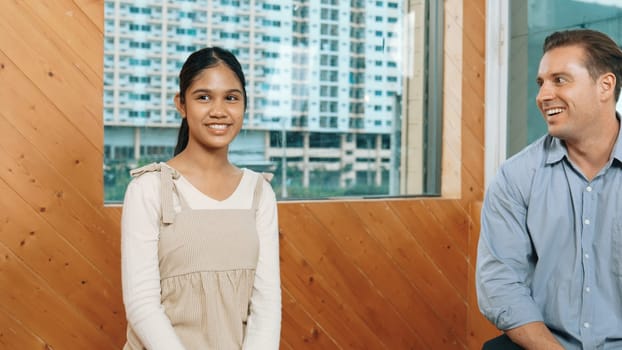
477;29;622;349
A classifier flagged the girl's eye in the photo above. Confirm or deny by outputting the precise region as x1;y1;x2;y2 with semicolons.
198;95;210;101
226;95;239;101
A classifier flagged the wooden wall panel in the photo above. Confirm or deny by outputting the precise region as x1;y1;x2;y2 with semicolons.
467;202;502;349
0;1;103;144
279;224;387;349
0;0;498;349
348;201;466;329
0;1;122;349
0;115;120;279
0;244;117;349
0;309;47;350
280;288;341;349
390;201;468;296
461;0;501;348
279;203;426;349
0;176;123;340
308;202;460;349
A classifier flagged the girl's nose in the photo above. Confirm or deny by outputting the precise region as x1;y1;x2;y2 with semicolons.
209;99;227;117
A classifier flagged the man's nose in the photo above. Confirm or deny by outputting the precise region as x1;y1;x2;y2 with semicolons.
536;82;554;102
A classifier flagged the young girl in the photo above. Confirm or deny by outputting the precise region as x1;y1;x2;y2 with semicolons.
121;47;281;350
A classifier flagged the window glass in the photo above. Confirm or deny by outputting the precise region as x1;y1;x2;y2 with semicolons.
103;0;441;202
507;0;622;156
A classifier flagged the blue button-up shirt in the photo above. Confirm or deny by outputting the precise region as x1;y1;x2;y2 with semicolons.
477;127;622;350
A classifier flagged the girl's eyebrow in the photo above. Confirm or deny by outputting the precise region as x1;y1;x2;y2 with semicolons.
190;88;243;95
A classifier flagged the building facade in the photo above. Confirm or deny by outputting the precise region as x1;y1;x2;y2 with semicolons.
103;0;405;201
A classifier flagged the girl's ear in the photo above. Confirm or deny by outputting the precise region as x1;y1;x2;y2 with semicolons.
174;93;186;118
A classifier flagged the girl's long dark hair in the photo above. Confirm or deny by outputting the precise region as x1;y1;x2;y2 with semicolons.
173;47;247;155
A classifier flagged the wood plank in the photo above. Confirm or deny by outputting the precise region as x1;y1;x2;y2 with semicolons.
0;178;125;344
21;0;103;76
0;307;46;349
467;201;500;349
420;200;470;254
467;264;501;350
462;62;486;144
279;203;424;349
347;201;467;334
460;0;485;204
444;0;464;67
389;201;468;293
279;338;295;350
280;232;386;349
461;166;484;202
468;201;483;264
462;100;484;150
0;115;120;279
0;51;104;205
443;0;464;200
280;288;341;349
460;151;485;201
306;201;464;349
463;0;486;59
0;1;102;145
0;244;118;349
74;0;105;33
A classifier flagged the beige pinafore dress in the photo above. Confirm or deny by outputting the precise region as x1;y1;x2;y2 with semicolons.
124;163;262;350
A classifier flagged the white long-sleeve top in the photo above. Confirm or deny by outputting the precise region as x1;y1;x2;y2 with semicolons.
121;165;281;350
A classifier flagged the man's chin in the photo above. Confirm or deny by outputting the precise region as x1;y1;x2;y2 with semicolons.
546;127;564;138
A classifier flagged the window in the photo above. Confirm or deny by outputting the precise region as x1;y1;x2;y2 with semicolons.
103;0;442;202
487;0;622;182
309;132;341;148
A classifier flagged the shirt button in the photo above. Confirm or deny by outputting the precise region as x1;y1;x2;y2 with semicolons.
585;287;591;292
586;186;592;192
584;219;590;225
585;253;590;259
583;322;590;328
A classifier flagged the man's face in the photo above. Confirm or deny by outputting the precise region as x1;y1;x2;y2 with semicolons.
536;45;602;143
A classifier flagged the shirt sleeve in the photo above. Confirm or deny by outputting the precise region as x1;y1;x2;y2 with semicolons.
121;175;186;350
476;166;544;330
242;178;282;350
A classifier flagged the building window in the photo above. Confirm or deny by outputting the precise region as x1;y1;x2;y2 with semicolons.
490;0;622;181
103;0;441;202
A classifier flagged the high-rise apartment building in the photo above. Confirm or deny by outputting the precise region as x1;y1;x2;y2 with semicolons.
103;0;404;200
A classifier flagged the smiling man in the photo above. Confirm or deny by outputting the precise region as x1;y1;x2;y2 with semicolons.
476;29;622;350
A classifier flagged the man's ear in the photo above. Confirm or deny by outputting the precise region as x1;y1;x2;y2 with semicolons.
599;72;616;102
174;93;186;118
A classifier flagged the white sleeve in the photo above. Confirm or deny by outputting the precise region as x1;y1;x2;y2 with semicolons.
242;179;282;350
121;175;186;350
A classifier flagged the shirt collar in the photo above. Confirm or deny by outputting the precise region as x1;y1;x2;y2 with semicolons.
610;113;622;165
546;137;566;165
545;113;622;165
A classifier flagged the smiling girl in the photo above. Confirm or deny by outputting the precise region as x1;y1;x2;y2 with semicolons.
121;47;281;350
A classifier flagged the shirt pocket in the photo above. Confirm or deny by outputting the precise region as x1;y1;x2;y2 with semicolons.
612;219;622;276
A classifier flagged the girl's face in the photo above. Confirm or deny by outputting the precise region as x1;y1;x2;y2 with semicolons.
175;63;245;152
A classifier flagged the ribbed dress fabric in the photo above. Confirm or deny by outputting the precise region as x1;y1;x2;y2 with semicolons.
124;164;262;349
